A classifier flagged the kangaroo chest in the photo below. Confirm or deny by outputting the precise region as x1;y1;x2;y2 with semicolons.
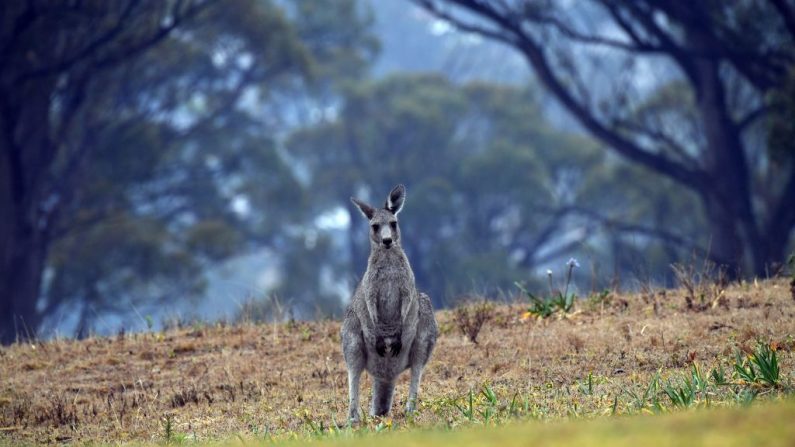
370;265;410;322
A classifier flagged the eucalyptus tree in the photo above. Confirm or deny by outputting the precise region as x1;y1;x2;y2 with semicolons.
0;0;376;342
412;0;795;276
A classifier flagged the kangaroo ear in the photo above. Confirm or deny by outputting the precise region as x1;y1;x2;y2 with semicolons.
385;184;406;215
351;197;375;220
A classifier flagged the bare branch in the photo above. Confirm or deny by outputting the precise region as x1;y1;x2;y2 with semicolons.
15;0;214;82
14;0;143;81
565;205;709;256
769;0;795;38
737;104;779;131
417;1;707;193
612;118;698;165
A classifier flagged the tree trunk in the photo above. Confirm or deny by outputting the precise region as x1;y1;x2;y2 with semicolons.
689;29;758;278
0;77;57;344
0;232;47;344
0;151;48;344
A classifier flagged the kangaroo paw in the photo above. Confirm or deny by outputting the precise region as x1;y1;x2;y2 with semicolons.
390;338;402;357
375;336;387;357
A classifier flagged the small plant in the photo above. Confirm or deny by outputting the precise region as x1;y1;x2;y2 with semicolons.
733;341;780;388
479;385;498;424
454;389;475;422
161;413;187;444
710;364;729;386
517;258;580;319
162;414;173;442
453;300;494;344
663;363;709;408
578;372;595;395
663;379;696;408
671;260;727;311
515;285;555;319
750;342;780;387
587;289;612;309
734;388;759;406
625;371;662;412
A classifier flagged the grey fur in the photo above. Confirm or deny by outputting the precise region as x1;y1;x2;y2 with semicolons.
342;184;438;422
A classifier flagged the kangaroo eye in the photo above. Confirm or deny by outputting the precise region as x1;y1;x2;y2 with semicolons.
389;221;397;230
371;224;380;232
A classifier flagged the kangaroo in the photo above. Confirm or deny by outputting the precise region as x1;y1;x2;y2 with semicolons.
341;184;438;422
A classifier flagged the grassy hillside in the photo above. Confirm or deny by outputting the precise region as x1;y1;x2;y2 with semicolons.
0;278;793;444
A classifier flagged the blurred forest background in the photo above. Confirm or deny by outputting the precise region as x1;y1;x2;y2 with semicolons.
1;0;793;342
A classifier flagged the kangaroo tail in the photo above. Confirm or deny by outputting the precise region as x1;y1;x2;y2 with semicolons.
371;379;396;416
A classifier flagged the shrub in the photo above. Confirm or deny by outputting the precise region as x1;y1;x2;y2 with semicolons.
453;300;495;344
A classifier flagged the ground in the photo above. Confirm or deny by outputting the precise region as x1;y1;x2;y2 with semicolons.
0;278;793;445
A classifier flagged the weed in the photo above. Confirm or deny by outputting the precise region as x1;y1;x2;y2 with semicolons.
479;385;498;424
453;300;494;344
733;388;759;406
750;342;780;387
454;389;475;422
671;261;728;311
515;285;555;319
657;362;717;409
710;365;729;386
625;371;662;412
578;372;595;396
517;259;581;319
587;290;612;311
733;341;780;388
161;414;175;444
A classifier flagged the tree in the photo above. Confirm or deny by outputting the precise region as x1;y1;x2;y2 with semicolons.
412;0;795;276
0;0;376;342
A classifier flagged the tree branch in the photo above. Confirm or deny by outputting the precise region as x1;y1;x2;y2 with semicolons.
769;0;795;38
419;0;707;193
565;205;709;256
612;118;699;165
14;0;142;81
16;0;214;82
737;104;779;131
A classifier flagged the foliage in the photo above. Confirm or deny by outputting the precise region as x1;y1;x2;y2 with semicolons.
517;259;580;319
734;342;781;388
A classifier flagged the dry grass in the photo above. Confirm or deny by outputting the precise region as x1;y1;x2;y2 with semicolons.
0;279;794;444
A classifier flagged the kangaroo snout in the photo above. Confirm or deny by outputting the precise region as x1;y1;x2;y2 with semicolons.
382;237;393;248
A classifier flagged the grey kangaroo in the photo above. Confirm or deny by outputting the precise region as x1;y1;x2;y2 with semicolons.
341;184;438;422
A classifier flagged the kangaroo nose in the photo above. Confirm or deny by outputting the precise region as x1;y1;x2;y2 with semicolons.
383;238;393;247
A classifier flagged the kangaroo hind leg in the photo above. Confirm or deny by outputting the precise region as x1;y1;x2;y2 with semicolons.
370;379;396;417
341;312;366;423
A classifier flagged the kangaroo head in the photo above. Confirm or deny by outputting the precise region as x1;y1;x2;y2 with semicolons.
351;184;406;250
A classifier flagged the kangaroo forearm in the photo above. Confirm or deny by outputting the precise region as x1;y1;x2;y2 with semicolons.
365;298;379;325
400;293;417;325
